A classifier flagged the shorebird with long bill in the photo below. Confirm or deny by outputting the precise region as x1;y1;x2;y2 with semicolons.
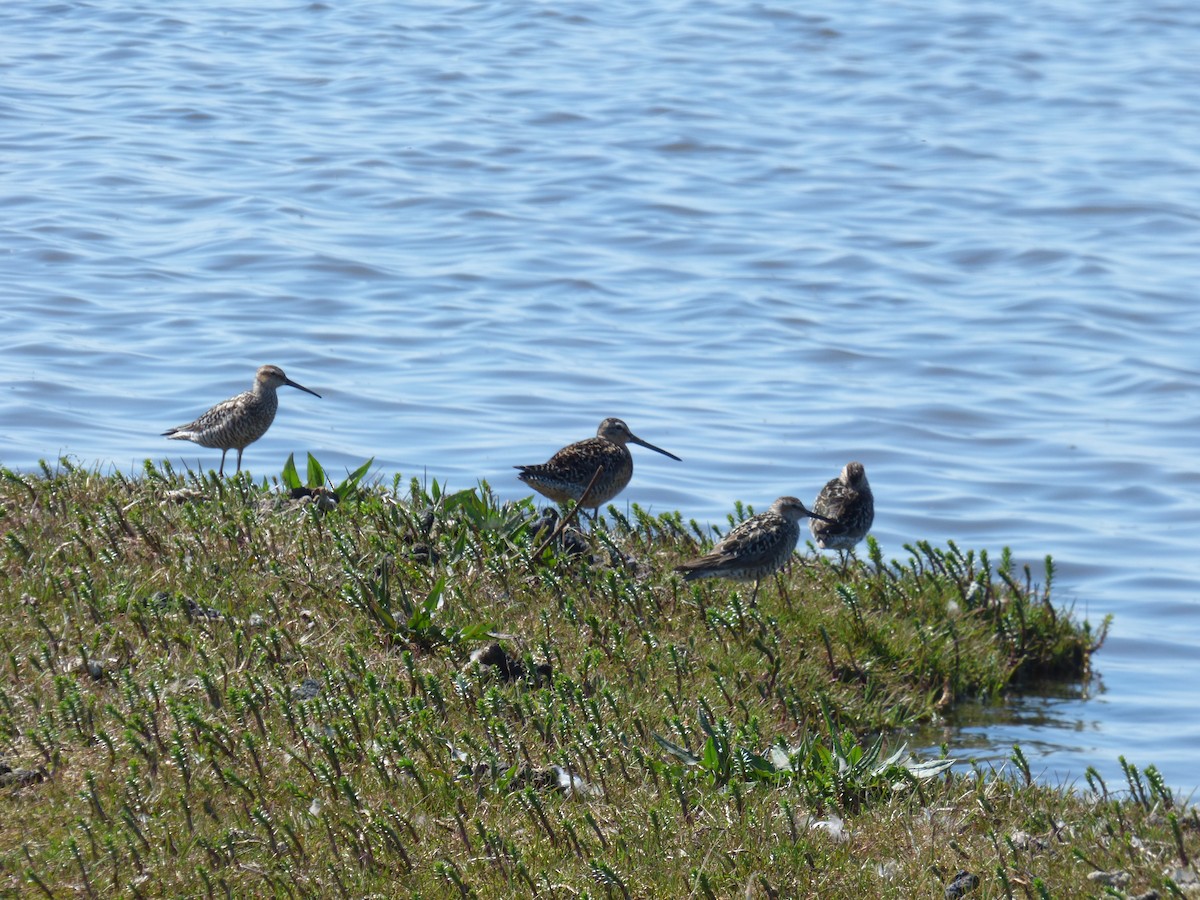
162;364;321;475
675;496;831;603
515;417;680;518
810;461;874;567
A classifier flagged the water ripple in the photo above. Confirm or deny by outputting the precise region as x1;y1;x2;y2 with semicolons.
2;0;1200;790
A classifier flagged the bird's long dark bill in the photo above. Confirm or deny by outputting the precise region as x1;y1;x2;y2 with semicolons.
286;379;322;398
629;435;681;461
809;511;837;523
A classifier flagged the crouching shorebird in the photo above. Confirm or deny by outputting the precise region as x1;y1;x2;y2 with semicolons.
675;496;832;603
162;364;321;475
515;418;681;518
810;461;875;567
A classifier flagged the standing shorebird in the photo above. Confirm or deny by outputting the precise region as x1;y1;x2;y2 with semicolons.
515;417;681;517
675;496;832;603
809;461;875;567
162;364;321;475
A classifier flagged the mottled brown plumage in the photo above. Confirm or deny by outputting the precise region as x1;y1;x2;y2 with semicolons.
675;496;831;602
515;418;680;513
809;461;874;564
163;364;321;475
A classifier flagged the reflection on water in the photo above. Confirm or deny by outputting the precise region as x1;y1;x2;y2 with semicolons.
912;670;1198;792
916;677;1103;761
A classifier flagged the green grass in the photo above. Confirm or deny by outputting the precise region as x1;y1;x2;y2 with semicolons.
0;459;1193;899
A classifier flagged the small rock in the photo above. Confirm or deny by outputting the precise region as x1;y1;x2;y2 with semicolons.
293;678;322;701
68;655;114;680
289;486;338;510
505;764;594;795
417;509;435;535
1008;830;1047;851
468;643;518;678
529;509;559;537
561;530;591;559
0;767;46;787
466;642;552;684
529;508;592;561
510;765;559;792
944;870;979;899
408;543;440;565
1088;870;1131;888
162;488;205;505
1170;866;1200;886
606;546;638;569
183;598;222;620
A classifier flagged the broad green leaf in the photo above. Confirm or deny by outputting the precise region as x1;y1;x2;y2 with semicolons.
441;487;481;512
306;453;327;489
280;453;302;490
701;736;722;772
334;457;374;501
737;748;780;777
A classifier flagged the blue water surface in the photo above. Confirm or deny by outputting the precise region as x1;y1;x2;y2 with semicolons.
2;0;1198;791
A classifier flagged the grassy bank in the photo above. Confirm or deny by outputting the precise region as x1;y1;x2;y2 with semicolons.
0;460;1192;898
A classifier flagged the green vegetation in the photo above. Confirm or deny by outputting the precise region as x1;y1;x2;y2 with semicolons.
0;459;1192;898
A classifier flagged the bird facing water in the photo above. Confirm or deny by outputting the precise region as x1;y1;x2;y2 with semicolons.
809;461;874;564
162;364;321;475
675;496;831;603
515;417;681;514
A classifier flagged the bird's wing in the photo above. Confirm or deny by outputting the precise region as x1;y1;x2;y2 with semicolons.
709;518;782;567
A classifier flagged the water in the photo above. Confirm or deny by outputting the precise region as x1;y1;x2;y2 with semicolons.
3;0;1198;792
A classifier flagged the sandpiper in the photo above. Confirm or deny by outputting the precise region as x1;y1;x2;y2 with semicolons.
515;417;680;517
675;496;831;603
162;364;321;475
809;461;874;566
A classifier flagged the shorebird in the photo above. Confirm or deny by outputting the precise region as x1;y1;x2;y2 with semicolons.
809;461;874;567
515;418;680;517
162;364;321;475
675;496;831;603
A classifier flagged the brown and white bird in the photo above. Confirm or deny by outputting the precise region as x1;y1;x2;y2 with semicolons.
675;496;831;603
809;461;874;566
162;364;321;475
515;418;680;516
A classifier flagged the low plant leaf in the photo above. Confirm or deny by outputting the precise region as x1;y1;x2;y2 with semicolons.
653;733;700;766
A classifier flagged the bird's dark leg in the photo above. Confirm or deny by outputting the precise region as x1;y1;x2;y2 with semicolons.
218;449;228;477
574;465;605;532
565;504;596;532
236;447;244;474
774;570;791;610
